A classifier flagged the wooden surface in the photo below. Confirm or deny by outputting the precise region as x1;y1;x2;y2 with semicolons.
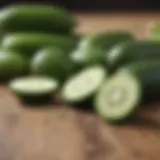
1;13;160;160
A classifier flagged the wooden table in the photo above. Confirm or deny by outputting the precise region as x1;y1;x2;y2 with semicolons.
1;12;160;160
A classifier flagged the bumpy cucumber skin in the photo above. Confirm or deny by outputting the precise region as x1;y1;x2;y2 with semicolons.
0;4;76;34
108;41;160;71
120;60;160;98
71;31;135;68
31;47;73;82
0;51;28;81
1;33;78;57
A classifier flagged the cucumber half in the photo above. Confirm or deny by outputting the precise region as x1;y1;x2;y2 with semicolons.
62;65;106;104
9;76;58;104
95;71;141;123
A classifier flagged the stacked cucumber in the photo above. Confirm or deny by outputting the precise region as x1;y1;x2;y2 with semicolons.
0;4;77;103
0;4;160;124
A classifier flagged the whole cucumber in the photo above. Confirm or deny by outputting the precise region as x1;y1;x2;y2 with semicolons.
0;4;76;34
108;40;160;71
119;60;160;98
1;33;78;57
71;31;135;68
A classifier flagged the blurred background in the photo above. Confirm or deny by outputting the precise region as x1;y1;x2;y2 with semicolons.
2;0;160;11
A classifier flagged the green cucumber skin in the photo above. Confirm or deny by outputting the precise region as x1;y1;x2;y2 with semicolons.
148;23;160;40
63;93;93;107
71;31;135;68
12;91;54;104
2;33;78;57
31;47;73;82
108;41;160;71
85;31;135;50
121;60;160;98
0;4;76;34
0;52;28;81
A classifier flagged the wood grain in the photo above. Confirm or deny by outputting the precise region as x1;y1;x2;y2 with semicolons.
0;12;160;160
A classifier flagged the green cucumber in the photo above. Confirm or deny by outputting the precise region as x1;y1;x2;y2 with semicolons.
31;47;73;82
0;50;28;81
0;4;76;34
108;40;160;71
9;76;58;104
62;65;106;105
79;30;134;50
71;31;134;67
95;71;141;123
1;33;78;57
119;60;160;97
147;21;160;40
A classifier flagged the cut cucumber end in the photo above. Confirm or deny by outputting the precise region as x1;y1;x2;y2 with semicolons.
95;71;141;123
9;76;59;104
62;65;107;104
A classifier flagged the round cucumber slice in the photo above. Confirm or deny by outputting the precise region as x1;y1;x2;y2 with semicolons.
62;65;106;104
95;71;141;123
9;76;58;104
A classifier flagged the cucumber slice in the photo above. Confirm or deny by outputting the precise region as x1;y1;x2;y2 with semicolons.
9;76;58;104
62;65;106;104
95;72;141;123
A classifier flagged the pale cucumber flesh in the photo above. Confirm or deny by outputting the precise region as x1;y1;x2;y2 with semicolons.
62;65;106;103
9;76;58;95
95;71;141;122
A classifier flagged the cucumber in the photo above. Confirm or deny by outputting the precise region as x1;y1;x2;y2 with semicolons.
31;47;73;82
9;76;58;104
108;40;160;71
0;50;28;81
147;21;160;40
119;60;160;97
79;30;134;50
1;33;78;57
71;31;134;67
95;71;141;123
62;65;106;105
0;4;76;34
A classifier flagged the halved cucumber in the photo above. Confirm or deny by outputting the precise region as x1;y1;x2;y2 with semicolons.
9;76;58;104
62;65;106;105
95;71;141;123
